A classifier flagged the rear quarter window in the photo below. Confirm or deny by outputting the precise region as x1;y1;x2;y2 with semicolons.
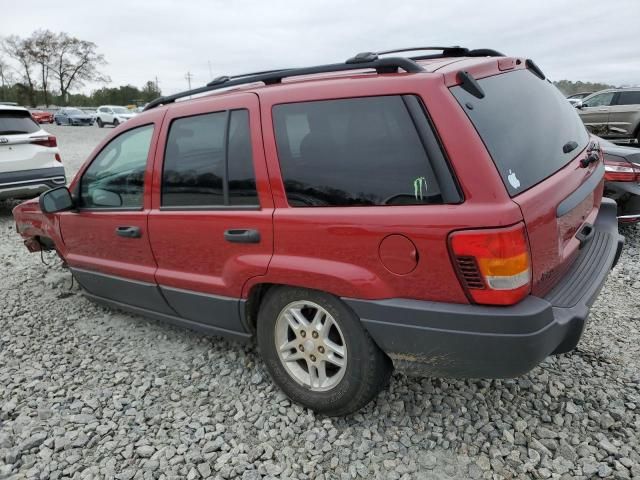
0;110;40;135
451;69;589;196
272;96;444;207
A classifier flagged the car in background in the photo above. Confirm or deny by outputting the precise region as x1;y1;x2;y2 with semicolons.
567;92;593;106
54;108;95;126
601;138;640;223
576;88;640;146
30;110;54;124
0;105;65;201
95;105;136;128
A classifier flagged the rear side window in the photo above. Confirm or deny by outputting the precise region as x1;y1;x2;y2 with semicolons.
162;109;258;208
0;110;40;135
273;96;443;207
617;91;640;106
451;69;589;196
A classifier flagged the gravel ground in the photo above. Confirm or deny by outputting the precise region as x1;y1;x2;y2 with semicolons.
0;125;639;479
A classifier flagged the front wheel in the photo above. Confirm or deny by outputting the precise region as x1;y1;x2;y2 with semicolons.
97;118;103;128
257;287;392;415
113;119;119;127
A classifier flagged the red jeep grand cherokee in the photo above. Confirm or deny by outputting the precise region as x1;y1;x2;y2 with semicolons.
13;47;624;415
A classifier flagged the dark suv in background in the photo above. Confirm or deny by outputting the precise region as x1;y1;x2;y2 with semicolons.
577;88;640;145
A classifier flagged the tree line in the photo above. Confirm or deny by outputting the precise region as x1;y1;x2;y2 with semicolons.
553;80;616;97
0;30;161;108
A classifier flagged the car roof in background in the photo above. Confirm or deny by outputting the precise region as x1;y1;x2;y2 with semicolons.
0;104;29;112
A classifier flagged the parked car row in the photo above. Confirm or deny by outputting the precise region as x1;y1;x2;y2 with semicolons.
10;48;625;414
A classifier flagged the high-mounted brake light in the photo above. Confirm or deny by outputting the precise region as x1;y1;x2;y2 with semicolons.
30;135;57;148
449;223;531;306
604;160;639;182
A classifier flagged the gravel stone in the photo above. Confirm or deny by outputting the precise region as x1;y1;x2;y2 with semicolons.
0;126;639;479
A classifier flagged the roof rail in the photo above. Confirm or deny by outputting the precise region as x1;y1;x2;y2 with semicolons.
144;56;425;111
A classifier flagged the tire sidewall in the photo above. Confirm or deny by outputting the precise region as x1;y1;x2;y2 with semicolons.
257;287;377;413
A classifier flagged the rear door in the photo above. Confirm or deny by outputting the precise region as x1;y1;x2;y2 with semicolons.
579;91;616;136
147;93;273;335
59;115;174;313
452;69;602;296
607;90;640;140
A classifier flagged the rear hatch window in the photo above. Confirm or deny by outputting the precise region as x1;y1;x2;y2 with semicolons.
451;69;589;196
0;110;40;135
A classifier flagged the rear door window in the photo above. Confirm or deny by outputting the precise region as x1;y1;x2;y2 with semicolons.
272;96;444;207
451;69;590;196
617;91;640;106
162;109;258;208
0;110;40;135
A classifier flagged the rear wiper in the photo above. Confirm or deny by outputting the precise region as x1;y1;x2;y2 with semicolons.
562;141;578;154
581;142;601;168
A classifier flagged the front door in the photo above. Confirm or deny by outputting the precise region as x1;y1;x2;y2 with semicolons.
147;93;273;335
60;116;174;314
579;91;616;136
607;90;640;140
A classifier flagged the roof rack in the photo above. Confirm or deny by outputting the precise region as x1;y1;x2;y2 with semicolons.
143;46;506;111
144;55;425;111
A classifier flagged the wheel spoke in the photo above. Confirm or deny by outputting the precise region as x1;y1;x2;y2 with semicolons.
324;338;344;357
279;339;299;353
316;361;328;386
290;307;310;327
326;352;345;368
310;309;325;330
282;350;305;363
307;360;319;388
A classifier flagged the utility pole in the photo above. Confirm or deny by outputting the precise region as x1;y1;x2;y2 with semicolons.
185;71;194;90
208;61;213;80
155;75;160;93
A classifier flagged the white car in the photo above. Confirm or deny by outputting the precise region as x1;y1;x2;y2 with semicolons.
0;105;66;200
95;105;136;128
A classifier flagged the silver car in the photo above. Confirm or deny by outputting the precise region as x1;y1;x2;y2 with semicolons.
576;88;640;145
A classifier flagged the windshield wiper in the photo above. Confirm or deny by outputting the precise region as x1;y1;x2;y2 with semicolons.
563;141;578;154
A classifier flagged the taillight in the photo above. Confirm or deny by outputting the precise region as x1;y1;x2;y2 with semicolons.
31;135;57;148
449;223;531;306
604;160;639;182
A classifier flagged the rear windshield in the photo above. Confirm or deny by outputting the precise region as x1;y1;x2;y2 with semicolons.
451;69;589;196
0;110;40;135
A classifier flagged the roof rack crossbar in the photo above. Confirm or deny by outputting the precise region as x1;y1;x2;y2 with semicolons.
144;57;425;111
377;46;467;56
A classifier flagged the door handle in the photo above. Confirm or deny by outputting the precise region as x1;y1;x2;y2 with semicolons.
116;226;142;238
224;229;261;243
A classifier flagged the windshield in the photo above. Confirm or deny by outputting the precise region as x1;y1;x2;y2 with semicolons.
451;69;589;196
0;110;40;135
112;107;129;114
66;108;83;115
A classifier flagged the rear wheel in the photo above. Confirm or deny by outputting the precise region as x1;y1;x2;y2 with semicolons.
113;119;119;127
257;287;392;415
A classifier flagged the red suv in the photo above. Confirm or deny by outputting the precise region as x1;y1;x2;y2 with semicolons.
13;47;624;415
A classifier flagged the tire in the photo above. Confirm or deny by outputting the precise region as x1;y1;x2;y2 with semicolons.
257;286;392;415
97;118;103;128
113;119;119;127
55;120;60;126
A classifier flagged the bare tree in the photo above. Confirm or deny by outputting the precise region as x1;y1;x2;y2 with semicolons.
50;33;110;105
0;56;13;100
2;35;37;107
26;30;58;107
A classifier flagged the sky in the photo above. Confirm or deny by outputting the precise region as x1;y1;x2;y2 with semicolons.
2;0;640;96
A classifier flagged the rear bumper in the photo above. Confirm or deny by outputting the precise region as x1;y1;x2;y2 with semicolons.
0;167;66;200
345;199;624;378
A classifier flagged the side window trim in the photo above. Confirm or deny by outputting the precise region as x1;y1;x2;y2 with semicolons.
77;123;155;211
402;95;462;204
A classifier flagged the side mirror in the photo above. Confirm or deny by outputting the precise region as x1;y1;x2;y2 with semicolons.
39;186;74;213
576;101;585;109
91;188;122;207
